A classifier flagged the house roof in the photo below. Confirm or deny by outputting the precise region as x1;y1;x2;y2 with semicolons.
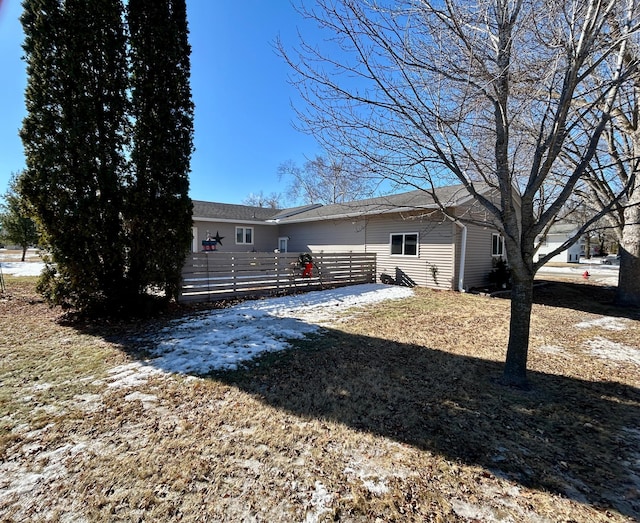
192;200;282;224
192;183;493;224
269;184;487;224
546;222;581;235
270;203;324;220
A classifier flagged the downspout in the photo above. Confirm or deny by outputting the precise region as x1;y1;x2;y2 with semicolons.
454;221;467;292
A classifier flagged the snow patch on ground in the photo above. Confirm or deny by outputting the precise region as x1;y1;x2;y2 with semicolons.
142;284;414;376
536;345;567;356
0;439;93;522
303;481;335;523
575;316;630;331
584;337;640;365
29;381;54;392
124;391;158;409
343;464;389;495
0;261;45;277
95;361;169;389
451;489;554;523
72;393;104;413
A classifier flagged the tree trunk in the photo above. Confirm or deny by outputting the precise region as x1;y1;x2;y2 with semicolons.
21;245;27;262
615;196;640;307
501;274;534;389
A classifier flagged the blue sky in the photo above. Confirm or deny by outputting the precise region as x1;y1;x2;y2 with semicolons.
0;0;321;205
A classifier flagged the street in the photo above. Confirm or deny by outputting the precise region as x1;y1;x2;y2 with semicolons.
536;261;619;286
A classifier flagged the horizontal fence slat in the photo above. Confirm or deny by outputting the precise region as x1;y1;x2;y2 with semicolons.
178;252;376;303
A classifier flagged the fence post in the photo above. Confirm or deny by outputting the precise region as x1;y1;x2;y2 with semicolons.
316;252;322;286
231;255;236;294
206;253;212;301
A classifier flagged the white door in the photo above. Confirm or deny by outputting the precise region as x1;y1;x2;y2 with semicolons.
278;237;288;253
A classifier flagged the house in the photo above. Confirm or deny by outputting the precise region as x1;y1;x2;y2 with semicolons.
535;223;583;263
191;184;507;291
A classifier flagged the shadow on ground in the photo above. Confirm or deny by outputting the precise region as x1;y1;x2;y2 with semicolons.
64;279;639;519
214;328;639;519
509;279;640;320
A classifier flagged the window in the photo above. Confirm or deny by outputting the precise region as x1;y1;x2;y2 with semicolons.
492;233;504;257
390;233;418;256
236;227;253;245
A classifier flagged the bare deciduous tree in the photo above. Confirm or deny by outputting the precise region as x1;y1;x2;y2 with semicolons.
278;154;374;205
242;191;283;209
279;0;638;387
576;77;640;306
0;172;39;262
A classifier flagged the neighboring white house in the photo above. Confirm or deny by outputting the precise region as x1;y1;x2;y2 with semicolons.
536;223;583;263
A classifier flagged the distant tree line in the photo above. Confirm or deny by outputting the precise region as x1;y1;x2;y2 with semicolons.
19;0;193;315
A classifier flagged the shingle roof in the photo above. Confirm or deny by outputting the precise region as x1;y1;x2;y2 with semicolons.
193;184;490;224
546;222;581;235
192;200;282;223
270;203;323;220
270;184;484;223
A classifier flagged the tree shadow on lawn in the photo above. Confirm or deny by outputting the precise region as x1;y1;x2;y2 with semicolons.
215;328;640;520
528;280;640;320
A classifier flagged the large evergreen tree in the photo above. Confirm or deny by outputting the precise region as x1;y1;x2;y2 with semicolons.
127;0;194;301
20;0;195;312
20;0;129;311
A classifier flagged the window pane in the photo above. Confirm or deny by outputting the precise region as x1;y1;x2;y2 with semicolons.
391;235;403;254
405;234;418;255
245;228;253;244
236;228;244;243
492;234;503;256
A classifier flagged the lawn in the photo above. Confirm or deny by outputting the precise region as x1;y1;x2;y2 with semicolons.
0;273;639;522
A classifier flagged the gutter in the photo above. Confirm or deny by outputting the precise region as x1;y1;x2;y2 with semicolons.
193;217;277;226
453;221;467;292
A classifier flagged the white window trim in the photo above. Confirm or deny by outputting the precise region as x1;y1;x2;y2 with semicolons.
235;226;254;245
389;232;419;257
191;226;198;253
492;233;505;257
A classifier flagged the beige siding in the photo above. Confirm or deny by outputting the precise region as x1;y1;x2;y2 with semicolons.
461;223;498;289
452;199;504;290
279;219;367;254
282;213;456;289
192;220;279;253
367;214;455;289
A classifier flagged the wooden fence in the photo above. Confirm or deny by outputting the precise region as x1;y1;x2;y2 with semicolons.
178;252;377;303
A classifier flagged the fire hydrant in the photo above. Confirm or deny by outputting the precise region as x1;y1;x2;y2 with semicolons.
582;270;590;279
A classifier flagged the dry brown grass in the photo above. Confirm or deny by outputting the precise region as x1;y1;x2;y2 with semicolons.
1;276;639;522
